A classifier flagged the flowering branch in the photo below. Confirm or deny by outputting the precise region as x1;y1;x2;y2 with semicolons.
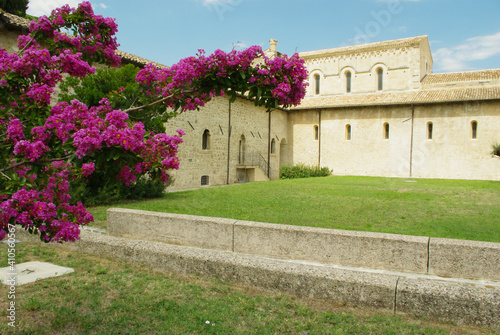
0;154;72;174
124;94;175;113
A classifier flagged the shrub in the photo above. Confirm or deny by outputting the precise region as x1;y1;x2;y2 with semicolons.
71;174;169;206
492;143;500;157
280;163;331;179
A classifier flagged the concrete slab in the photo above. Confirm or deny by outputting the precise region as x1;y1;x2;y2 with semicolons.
428;238;500;281
0;261;74;286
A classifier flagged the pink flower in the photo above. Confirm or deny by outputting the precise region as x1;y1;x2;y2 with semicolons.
81;162;96;177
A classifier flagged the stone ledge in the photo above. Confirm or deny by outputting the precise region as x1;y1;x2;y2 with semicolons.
106;208;500;282
428;238;500;281
16;229;500;330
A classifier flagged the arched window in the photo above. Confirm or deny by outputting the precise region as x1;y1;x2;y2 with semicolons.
427;122;433;140
201;175;209;186
345;71;352;93
314;125;319;140
202;129;210;150
377;68;383;91
471;121;477;139
383;122;389;139
314;74;320;95
271;138;276;153
346;124;352;140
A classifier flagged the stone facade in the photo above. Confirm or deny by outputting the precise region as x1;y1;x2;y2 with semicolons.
288;36;500;181
164;96;289;189
302;36;433;97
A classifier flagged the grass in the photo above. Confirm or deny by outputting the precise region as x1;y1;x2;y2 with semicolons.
0;242;495;334
89;176;500;242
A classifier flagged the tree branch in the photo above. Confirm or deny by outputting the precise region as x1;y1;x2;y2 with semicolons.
0;154;72;174
124;94;174;113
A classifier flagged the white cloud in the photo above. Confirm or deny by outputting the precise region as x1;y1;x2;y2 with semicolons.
26;0;108;16
376;0;420;3
434;31;500;71
200;0;242;8
201;0;230;7
27;0;84;16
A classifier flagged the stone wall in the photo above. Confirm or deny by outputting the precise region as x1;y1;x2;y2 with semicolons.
288;100;500;180
163;96;289;190
107;208;500;282
411;101;500;180
0;29;20;53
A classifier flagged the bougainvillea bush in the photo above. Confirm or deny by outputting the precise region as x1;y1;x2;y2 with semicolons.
0;2;308;243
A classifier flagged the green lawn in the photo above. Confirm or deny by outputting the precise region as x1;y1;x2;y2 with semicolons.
0;243;493;335
89;176;500;243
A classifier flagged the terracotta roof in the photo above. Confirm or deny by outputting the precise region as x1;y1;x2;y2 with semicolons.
299;36;428;59
0;11;31;29
116;50;167;69
0;10;167;68
422;69;500;85
291;86;500;110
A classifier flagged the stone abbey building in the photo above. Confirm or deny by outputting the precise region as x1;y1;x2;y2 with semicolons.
1;11;499;190
166;36;500;189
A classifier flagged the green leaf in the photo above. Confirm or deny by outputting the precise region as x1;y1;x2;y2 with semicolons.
230;92;237;103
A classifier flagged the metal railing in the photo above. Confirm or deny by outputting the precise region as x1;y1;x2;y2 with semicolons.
238;152;268;177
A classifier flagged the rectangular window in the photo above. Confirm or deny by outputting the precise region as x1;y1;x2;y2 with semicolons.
384;123;389;139
346;72;352;93
314;74;320;95
377;68;383;91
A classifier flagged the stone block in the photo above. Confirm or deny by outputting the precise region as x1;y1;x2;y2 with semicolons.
428;238;500;281
233;220;429;273
396;277;500;329
71;232;398;312
107;208;235;251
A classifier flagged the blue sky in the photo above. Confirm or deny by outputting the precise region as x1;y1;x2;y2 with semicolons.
27;0;500;72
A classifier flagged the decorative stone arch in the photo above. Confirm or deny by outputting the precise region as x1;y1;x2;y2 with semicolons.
370;63;388;91
309;69;324;95
340;66;355;93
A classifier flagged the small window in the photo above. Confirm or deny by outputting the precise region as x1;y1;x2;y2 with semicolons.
314;125;319;140
314;74;320;95
271;138;276;153
471;121;477;139
377;68;383;91
346;71;352;93
202;129;210;150
346;124;352;140
427;122;433;140
383;122;389;139
201;175;209;186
